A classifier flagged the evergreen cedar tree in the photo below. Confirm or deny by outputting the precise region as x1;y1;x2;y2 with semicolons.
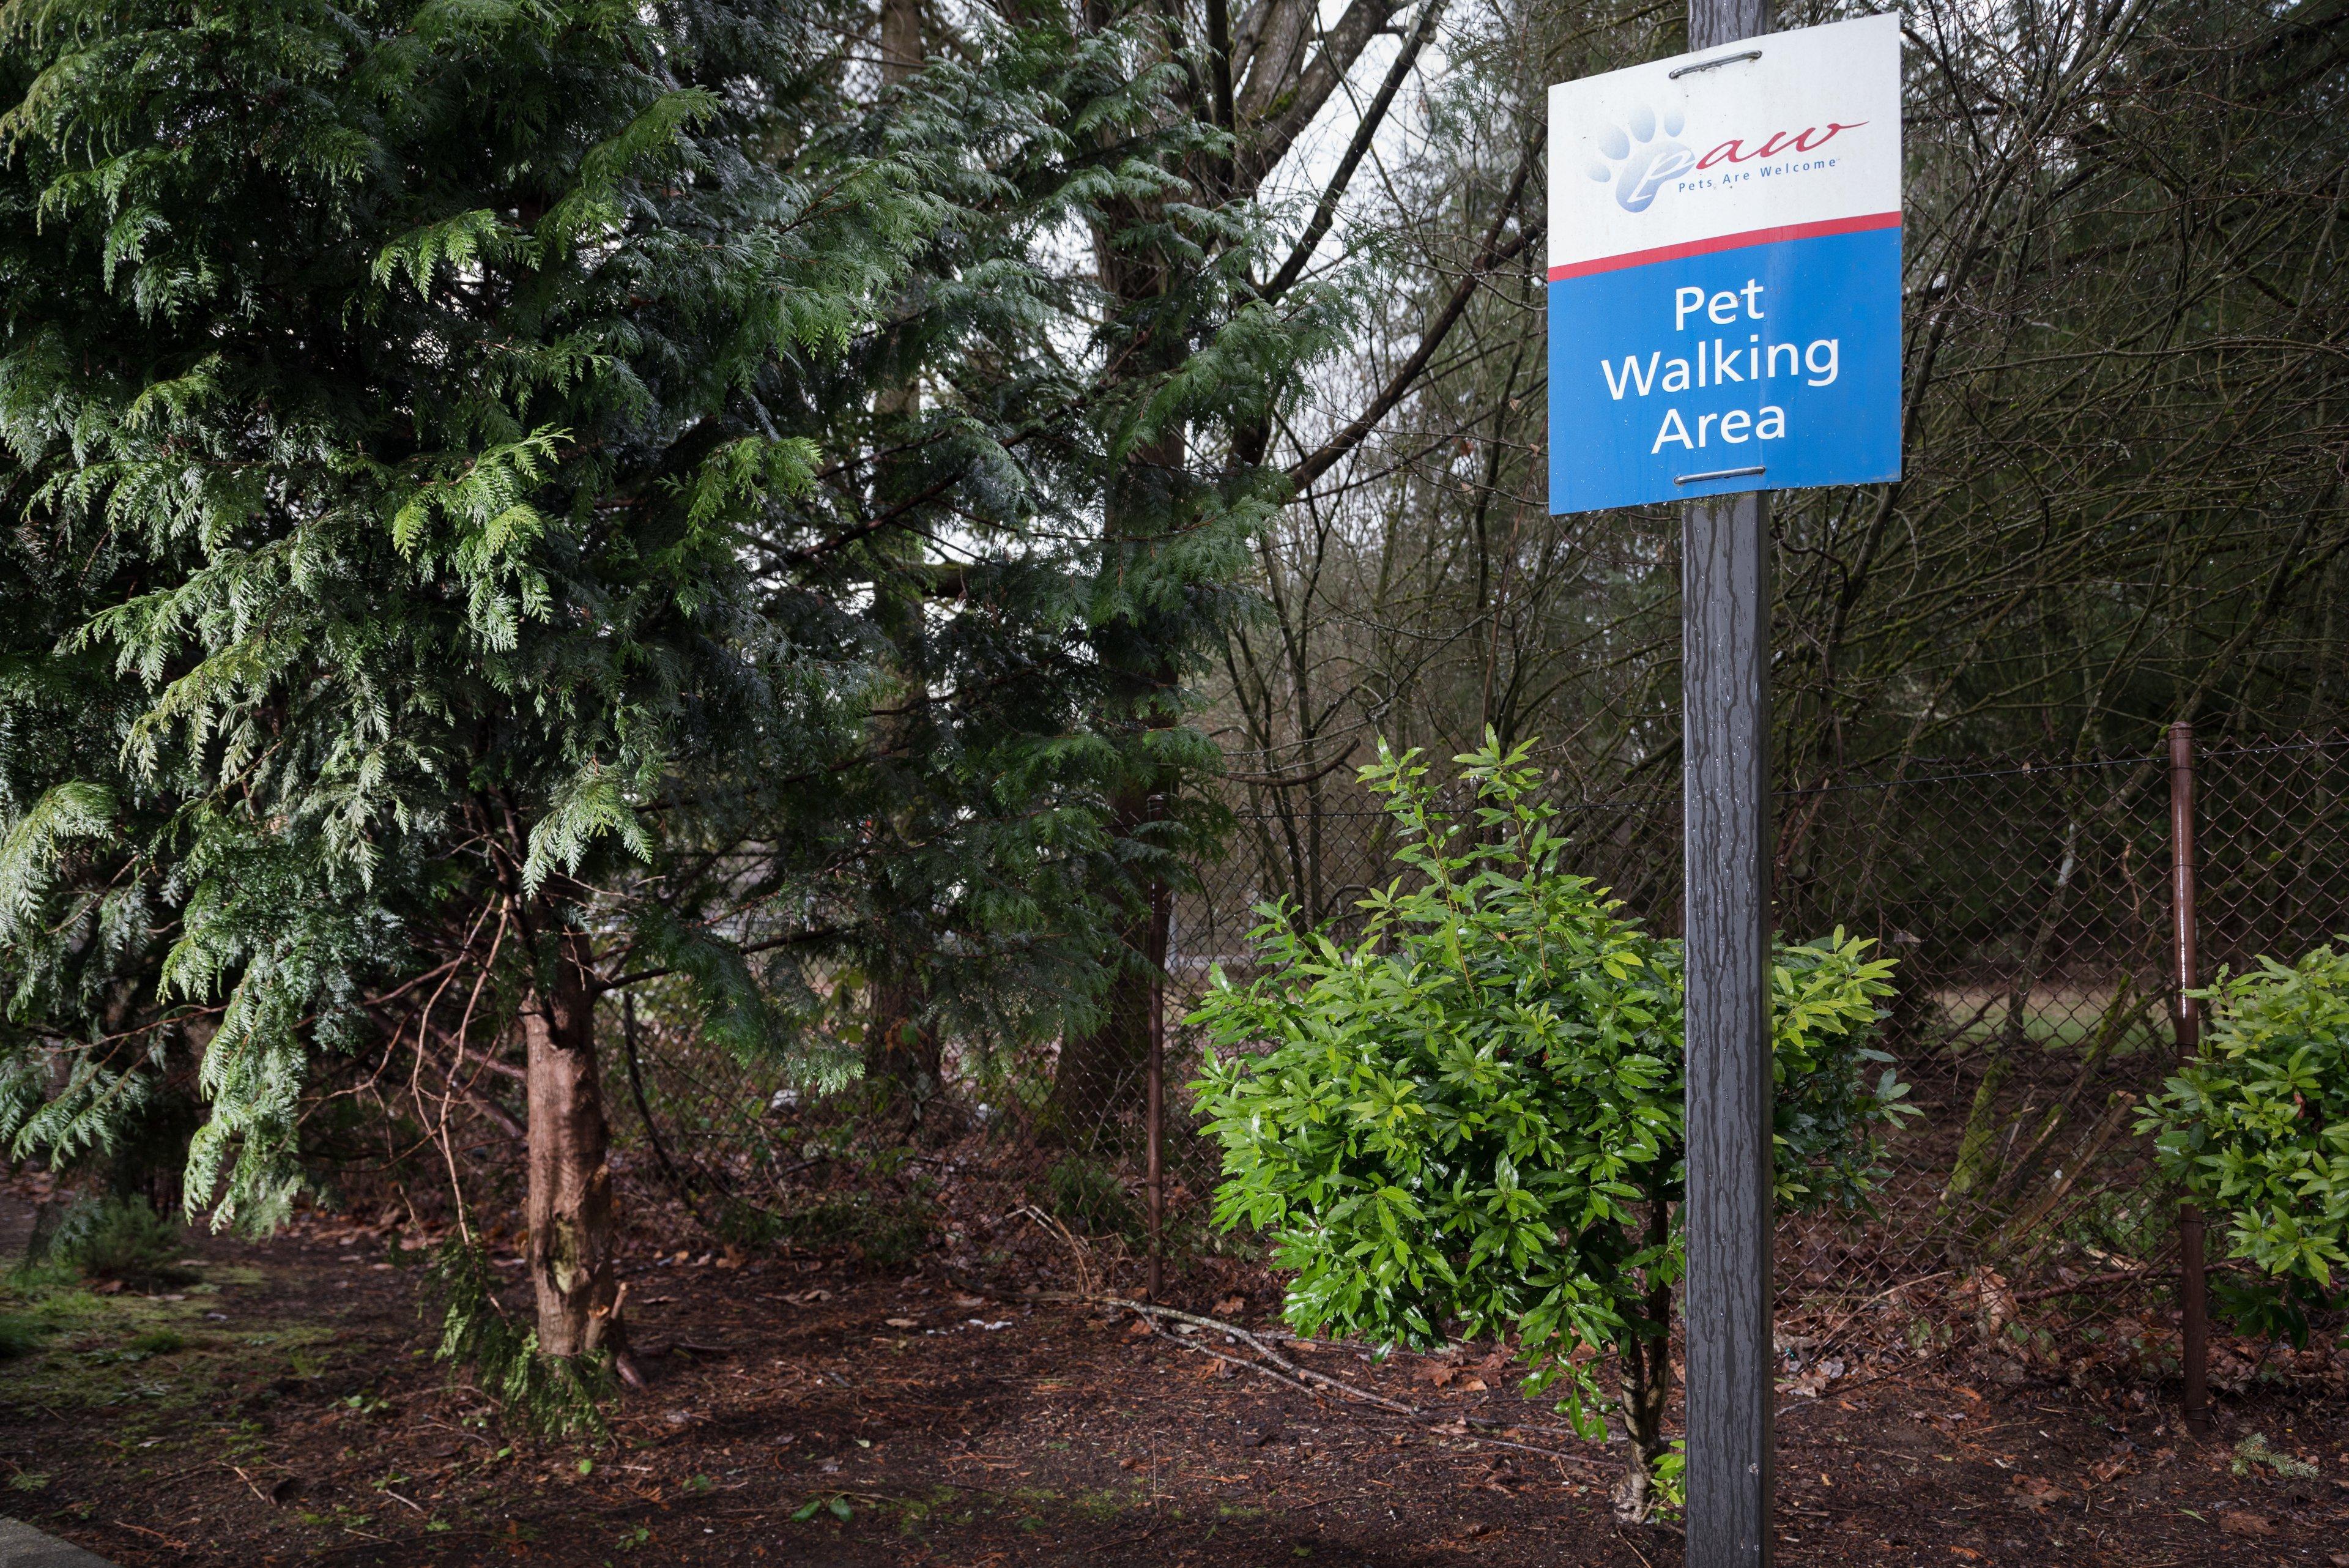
0;0;1337;1370
1192;737;1918;1520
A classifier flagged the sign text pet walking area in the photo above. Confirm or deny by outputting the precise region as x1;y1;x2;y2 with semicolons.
1546;13;1902;514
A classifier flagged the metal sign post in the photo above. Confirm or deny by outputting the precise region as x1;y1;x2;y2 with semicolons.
1544;10;1902;1566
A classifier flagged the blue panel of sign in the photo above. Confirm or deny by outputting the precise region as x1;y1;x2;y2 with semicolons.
1547;225;1901;514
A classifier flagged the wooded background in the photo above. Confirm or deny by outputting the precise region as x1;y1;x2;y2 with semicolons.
1;0;2343;1378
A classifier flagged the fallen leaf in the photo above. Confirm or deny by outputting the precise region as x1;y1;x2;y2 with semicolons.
1420;1365;1456;1388
954;1295;985;1309
1122;1317;1154;1340
1212;1294;1247;1317
1461;1377;1489;1392
2088;1457;2128;1483
884;1317;920;1329
1950;1550;1981;1561
2010;1474;2070;1509
2218;1511;2274;1537
1964;1268;2015;1334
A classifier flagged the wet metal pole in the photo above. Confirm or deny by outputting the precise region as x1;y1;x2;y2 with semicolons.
2167;722;2209;1436
1684;4;1775;1564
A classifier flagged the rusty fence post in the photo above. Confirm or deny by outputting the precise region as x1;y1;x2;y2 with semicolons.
2167;721;2209;1436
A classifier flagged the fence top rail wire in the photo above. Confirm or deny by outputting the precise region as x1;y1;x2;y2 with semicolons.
1219;730;2349;825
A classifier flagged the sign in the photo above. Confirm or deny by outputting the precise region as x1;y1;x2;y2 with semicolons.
1546;13;1902;514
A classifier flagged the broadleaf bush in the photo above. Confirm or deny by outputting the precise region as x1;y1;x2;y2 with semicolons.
2141;943;2349;1344
1190;735;1914;1518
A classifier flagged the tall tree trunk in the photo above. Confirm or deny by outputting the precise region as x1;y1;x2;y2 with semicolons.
522;921;623;1359
1047;801;1167;1146
863;0;938;1117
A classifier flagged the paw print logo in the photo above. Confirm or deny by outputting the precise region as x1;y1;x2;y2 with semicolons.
1586;105;1695;214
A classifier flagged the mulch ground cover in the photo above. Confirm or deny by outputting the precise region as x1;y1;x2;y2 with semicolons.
2;1177;2345;1568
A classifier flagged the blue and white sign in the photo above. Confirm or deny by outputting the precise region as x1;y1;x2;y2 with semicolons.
1546;13;1902;514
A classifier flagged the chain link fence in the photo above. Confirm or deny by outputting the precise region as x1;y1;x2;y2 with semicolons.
607;726;2349;1400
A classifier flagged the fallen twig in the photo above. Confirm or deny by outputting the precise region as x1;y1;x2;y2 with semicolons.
1792;1270;1958;1349
113;1522;191;1550
2011;1268;2158;1304
1032;1292;1611;1473
223;1463;272;1504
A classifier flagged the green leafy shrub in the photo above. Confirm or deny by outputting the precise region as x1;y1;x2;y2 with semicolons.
2141;943;2349;1344
1190;736;1913;1520
43;1197;194;1287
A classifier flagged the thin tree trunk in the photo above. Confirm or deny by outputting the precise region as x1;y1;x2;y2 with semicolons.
863;0;935;1117
1611;1201;1675;1523
522;923;624;1361
1942;814;2081;1211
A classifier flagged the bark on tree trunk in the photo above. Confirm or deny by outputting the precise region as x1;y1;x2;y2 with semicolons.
1943;816;2082;1210
866;971;943;1115
1610;1203;1675;1523
1046;786;1167;1147
522;923;623;1361
1047;420;1183;1147
863;0;934;1120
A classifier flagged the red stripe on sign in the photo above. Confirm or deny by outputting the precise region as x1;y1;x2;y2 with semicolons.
1546;212;1902;282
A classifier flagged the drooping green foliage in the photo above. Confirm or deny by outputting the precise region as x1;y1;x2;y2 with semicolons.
2142;945;2349;1344
1190;734;1913;1511
424;1235;612;1441
0;0;945;1224
0;0;1341;1252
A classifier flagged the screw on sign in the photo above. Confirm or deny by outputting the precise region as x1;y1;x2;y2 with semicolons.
1545;9;1904;1568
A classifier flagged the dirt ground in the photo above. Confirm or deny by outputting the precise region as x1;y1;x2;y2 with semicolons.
2;1178;2345;1568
